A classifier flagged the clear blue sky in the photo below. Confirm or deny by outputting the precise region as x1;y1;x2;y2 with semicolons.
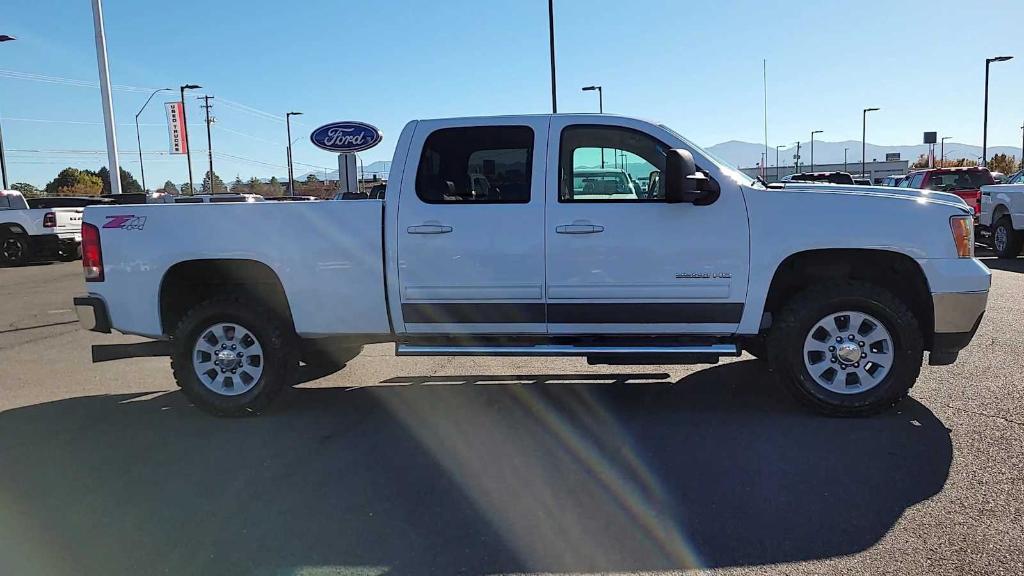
2;0;1022;188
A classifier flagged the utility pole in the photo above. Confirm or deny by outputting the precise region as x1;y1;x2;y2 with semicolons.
547;0;557;113
844;148;849;173
91;0;122;194
286;111;303;196
775;145;783;181
794;141;801;173
810;130;823;172
198;95;215;193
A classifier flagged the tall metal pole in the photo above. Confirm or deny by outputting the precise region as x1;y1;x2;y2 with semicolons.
91;0;122;194
763;59;768;176
776;145;782;181
180;85;199;194
135;87;170;191
1020;122;1023;170
941;136;952;168
983;56;1014;168
862;108;878;178
810;130;822;172
0;35;13;189
583;86;603;167
198;95;215;192
795;141;801;173
547;0;557;113
0;114;7;189
286;111;302;197
844;148;848;173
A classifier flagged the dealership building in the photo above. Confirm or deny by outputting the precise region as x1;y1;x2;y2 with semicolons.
740;159;911;183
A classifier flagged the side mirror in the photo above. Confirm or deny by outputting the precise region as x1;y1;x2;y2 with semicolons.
664;149;720;204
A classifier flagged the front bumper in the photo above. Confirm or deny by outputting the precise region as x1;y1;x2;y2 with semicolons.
929;290;987;365
74;296;111;334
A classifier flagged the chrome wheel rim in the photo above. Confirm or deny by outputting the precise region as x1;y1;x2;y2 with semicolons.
803;310;894;395
192;322;264;396
994;226;1007;253
1;238;23;261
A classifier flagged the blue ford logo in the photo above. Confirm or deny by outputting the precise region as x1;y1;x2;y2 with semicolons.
309;121;382;152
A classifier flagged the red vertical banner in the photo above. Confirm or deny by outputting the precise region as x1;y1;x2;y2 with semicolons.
165;101;188;154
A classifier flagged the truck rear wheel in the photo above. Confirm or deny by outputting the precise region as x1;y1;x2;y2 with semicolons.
0;235;29;267
170;296;297;416
766;281;923;416
992;218;1022;259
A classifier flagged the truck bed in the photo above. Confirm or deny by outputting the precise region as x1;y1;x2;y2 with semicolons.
82;200;390;338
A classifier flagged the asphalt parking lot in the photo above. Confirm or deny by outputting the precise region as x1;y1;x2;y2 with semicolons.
1;258;1022;576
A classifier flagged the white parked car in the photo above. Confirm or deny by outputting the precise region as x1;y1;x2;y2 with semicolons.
74;114;990;417
0;190;83;266
979;169;1024;258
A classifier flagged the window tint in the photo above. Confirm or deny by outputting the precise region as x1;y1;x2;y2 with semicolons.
415;126;533;204
559;125;668;202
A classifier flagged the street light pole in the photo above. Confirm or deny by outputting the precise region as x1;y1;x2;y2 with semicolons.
582;85;603;167
286;112;303;196
0;34;15;190
983;56;1013;167
547;0;557;114
862;107;879;178
179;84;201;194
775;145;783;181
810;130;823;172
844;147;848;173
940;136;952;168
794;141;801;173
135;87;171;191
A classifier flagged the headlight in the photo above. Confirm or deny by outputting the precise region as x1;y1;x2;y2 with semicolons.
950;215;973;258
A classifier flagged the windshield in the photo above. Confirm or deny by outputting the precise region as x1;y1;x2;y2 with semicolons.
658;124;762;187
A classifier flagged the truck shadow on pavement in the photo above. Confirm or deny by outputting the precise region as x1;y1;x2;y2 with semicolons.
0;360;952;576
979;256;1024;273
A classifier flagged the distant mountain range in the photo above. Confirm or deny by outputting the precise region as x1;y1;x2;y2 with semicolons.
295;160;391;182
708;140;1021;169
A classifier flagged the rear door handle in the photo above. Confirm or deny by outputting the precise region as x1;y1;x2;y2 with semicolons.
407;224;453;234
556;224;604;234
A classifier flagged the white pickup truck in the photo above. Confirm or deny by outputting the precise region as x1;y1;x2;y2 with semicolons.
1;190;83;266
74;114;990;417
979;169;1024;258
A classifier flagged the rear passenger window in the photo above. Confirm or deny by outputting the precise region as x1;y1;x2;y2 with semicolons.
415;126;533;204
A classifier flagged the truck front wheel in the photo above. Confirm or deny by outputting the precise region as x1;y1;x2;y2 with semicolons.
766;281;923;416
170;296;297;416
992;218;1022;259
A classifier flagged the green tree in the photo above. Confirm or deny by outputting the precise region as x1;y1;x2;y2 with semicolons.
10;182;40;197
305;173;319;183
162;180;179;195
987;153;1018;176
265;176;283;197
95;166;144;195
230;175;246;194
44;168;103;197
201;170;227;194
180;182;193;196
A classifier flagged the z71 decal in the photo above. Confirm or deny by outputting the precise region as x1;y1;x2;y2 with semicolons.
102;215;147;230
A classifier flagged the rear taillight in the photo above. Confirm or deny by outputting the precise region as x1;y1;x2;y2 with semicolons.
43;212;56;228
82;223;104;282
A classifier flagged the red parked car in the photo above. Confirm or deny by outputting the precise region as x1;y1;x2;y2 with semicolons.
899;167;995;215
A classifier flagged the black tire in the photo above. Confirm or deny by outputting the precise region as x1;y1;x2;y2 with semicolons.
170;296;297;416
58;244;81;262
766;280;923;417
0;235;30;267
992;217;1022;259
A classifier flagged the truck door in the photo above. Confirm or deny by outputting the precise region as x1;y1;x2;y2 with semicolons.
544;119;749;335
396;118;549;334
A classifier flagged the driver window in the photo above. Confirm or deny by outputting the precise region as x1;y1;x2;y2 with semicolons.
559;125;667;202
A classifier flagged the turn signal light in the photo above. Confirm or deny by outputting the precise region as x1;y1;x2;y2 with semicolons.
950;215;973;258
82;222;104;282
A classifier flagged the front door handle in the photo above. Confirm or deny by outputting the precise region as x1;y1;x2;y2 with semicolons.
556;224;604;234
407;224;453;234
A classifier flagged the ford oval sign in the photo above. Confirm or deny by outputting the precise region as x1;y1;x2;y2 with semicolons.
309;121;382;153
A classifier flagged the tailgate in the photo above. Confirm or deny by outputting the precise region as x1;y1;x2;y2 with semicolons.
53;208;84;238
